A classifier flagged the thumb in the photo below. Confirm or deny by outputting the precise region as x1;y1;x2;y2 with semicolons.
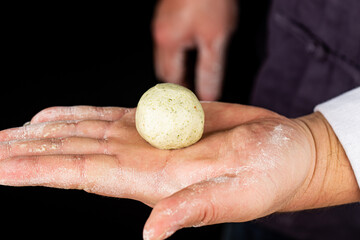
143;174;262;240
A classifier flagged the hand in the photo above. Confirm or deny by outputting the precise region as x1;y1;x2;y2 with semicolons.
0;103;358;240
153;0;238;100
0;103;276;204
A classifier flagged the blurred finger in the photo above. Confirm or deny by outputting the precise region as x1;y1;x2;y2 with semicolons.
155;45;186;85
31;106;131;124
196;36;227;101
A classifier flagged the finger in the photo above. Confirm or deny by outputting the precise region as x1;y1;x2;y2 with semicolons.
195;36;227;101
154;45;186;85
0;120;113;142
152;14;190;85
0;154;118;193
0;137;113;160
31;106;131;124
143;173;271;240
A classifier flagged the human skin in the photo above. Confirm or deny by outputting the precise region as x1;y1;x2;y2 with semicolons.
0;103;359;240
153;0;238;100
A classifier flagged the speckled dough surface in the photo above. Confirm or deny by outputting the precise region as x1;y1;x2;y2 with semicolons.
135;83;205;149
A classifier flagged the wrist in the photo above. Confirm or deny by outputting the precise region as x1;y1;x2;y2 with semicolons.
283;112;360;211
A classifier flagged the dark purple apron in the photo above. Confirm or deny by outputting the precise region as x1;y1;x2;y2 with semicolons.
226;0;360;239
252;0;360;117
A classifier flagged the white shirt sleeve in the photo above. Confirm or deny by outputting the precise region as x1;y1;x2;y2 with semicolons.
314;87;360;187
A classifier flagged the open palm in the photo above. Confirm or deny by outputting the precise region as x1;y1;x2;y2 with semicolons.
0;102;315;239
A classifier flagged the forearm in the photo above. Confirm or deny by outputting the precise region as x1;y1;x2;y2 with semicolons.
283;112;360;211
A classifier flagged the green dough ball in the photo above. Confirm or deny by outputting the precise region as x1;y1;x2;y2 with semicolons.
135;83;205;149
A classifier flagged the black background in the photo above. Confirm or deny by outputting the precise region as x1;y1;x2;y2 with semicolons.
2;1;270;239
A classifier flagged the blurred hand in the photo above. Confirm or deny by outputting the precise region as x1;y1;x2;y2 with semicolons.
0;103;358;240
153;0;238;100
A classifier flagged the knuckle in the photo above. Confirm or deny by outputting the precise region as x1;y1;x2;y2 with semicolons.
197;200;217;226
65;120;80;135
73;155;91;191
93;106;108;119
103;120;116;138
49;137;65;152
153;21;177;46
98;137;111;155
